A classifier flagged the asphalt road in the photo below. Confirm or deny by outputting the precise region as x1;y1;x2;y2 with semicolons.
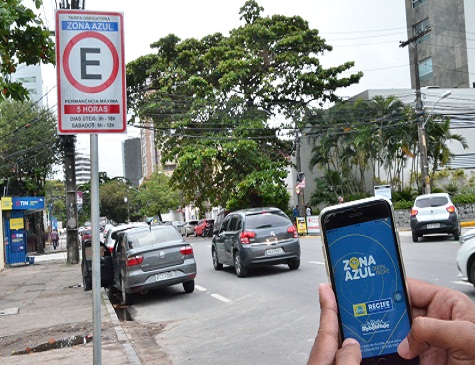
125;230;475;365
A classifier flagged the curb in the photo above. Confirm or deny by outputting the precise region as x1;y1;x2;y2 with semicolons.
101;288;143;365
461;221;475;227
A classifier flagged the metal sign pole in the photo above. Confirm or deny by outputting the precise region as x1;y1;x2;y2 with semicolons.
90;134;102;364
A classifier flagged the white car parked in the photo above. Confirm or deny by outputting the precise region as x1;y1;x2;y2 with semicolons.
456;228;475;289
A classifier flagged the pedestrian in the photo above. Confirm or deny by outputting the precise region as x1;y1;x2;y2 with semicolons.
338;196;344;204
51;230;59;250
307;278;475;365
292;205;299;222
306;205;312;216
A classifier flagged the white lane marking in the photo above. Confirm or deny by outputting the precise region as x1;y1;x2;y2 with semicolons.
452;280;473;286
211;294;232;303
195;285;207;292
309;261;325;265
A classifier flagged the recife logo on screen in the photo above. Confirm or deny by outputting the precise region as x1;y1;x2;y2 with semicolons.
343;255;390;281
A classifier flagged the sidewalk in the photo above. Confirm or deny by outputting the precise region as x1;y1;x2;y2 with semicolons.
0;238;142;364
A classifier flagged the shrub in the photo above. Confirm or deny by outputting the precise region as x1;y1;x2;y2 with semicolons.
393;200;413;210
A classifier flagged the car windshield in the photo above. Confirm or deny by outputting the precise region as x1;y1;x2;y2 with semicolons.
245;211;290;229
127;227;182;248
416;196;449;208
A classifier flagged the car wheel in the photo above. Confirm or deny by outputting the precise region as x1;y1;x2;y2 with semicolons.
411;231;418;243
120;276;133;306
288;258;300;270
83;270;92;291
212;248;223;270
234;252;248;278
453;228;460;241
183;280;195;293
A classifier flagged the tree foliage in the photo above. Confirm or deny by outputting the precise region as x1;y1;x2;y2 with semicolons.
45;179;66;223
1;0;55;101
126;0;362;211
0;99;63;196
307;96;468;205
134;172;181;221
99;179;130;223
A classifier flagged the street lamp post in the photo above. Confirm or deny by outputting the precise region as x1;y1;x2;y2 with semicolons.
419;90;451;194
124;196;129;223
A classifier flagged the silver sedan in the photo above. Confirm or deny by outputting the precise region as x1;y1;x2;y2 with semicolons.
111;224;197;305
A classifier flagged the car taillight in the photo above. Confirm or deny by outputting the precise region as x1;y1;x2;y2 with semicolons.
126;255;144;266
287;225;298;238
108;247;113;254
410;209;418;216
180;245;193;255
240;230;256;244
446;205;456;213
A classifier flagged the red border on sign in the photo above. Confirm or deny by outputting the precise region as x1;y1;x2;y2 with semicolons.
56;10;127;134
63;31;119;94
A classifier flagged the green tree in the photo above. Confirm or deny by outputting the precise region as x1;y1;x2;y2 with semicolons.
307;96;468;203
0;99;63;196
134;172;181;221
45;179;66;223
425;117;467;190
126;1;362;211
1;0;55;101
99;179;130;223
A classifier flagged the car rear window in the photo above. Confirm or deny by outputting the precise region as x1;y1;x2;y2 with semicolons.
245;211;291;229
416;196;449;208
127;226;182;248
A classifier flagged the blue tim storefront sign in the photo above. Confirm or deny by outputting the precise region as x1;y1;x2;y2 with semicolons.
3;197;45;265
12;197;45;210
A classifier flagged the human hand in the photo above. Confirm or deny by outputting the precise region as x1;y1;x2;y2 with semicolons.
307;283;362;365
398;277;475;364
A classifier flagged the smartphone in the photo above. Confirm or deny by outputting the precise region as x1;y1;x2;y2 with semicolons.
320;197;418;365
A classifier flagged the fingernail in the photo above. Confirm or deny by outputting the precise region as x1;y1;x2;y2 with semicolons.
397;338;409;358
342;338;359;346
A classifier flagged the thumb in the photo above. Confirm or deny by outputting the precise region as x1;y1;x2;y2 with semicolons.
398;317;475;362
335;338;362;365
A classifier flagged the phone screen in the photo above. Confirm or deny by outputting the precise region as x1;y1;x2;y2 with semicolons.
323;202;413;362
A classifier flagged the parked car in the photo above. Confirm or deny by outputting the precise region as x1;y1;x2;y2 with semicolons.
81;239;114;291
410;193;461;242
456;228;475;289
213;209;230;234
179;220;199;237
211;207;300;277
103;222;147;252
194;219;214;237
111;224;197;305
81;227;92;245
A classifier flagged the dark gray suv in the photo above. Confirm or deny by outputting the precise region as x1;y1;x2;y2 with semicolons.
211;207;300;277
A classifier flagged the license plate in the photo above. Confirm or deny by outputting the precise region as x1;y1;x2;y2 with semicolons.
427;223;440;229
156;271;174;281
266;248;284;256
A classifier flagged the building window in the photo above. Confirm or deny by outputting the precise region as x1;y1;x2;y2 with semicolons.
17;76;37;83
413;18;430;43
418;57;433;81
412;0;427;8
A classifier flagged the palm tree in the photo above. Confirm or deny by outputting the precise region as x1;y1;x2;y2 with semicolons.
425;116;468;186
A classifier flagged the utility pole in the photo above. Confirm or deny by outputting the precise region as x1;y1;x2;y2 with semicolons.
400;26;432;194
59;1;84;265
294;118;305;217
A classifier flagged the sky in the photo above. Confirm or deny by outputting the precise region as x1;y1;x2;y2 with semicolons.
37;0;412;178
